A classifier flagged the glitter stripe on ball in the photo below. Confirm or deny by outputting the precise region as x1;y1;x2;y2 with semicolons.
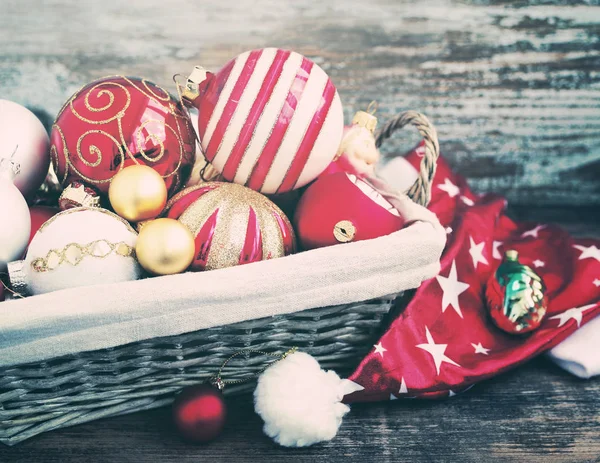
204;50;262;161
192;209;219;270
277;79;336;193
233;52;305;187
166;183;295;271
201;53;249;149
193;48;343;194
221;49;291;180
211;49;278;168
197;59;236;141
261;63;332;193
239;207;263;264
245;56;313;192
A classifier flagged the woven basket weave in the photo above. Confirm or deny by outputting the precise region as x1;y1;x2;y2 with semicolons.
0;111;439;446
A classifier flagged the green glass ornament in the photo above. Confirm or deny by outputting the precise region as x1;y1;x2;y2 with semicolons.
485;250;548;334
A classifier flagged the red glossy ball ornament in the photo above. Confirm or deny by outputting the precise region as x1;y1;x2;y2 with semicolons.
183;48;344;194
51;76;195;197
294;172;405;250
172;384;226;443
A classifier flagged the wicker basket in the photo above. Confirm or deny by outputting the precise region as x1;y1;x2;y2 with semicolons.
0;111;440;446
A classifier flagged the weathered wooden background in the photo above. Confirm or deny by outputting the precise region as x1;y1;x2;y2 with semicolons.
1;1;599;462
1;0;599;206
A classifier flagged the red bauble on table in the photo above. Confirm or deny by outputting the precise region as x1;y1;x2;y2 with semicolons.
294;172;405;250
172;384;226;443
51;76;195;196
184;48;344;194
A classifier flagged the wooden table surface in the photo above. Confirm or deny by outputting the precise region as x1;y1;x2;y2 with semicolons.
1;0;599;461
1;0;599;206
0;208;598;462
0;353;598;462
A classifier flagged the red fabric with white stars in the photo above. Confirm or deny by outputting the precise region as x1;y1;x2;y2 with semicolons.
346;142;600;402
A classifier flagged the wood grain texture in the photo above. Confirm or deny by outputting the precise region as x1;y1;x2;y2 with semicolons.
0;1;599;461
0;207;598;462
1;0;599;205
0;358;598;463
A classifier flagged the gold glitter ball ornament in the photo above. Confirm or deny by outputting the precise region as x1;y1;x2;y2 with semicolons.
135;218;195;275
109;165;168;222
163;182;296;271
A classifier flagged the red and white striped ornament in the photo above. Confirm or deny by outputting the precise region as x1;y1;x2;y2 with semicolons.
164;183;296;271
185;48;344;194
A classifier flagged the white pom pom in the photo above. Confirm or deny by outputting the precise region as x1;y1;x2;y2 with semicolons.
253;351;364;447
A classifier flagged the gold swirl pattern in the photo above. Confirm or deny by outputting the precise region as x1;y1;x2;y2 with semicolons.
31;239;135;273
122;76;172;103
76;129;122;169
72;81;131;125
50;123;70;185
50;76;194;194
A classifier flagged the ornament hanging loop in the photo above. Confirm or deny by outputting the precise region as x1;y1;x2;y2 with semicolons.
366;100;378;115
213;347;298;388
375;111;439;207
0;145;21;180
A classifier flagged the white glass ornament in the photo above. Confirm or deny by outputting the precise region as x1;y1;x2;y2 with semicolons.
0;100;50;197
23;208;142;295
0;177;31;272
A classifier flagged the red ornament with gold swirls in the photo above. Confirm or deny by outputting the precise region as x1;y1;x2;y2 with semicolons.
163;182;296;271
50;76;195;196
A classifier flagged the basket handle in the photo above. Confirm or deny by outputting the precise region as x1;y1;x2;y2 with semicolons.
375;111;440;207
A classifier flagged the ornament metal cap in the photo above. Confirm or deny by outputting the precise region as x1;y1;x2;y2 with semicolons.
182;66;210;103
351;101;378;134
58;182;101;211
7;260;30;297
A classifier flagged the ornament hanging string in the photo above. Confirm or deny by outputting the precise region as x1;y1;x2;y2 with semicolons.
366;100;378;115
0;276;25;299
211;347;298;390
172;73;220;183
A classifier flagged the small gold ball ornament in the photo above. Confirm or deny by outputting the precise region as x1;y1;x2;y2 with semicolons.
135;218;195;275
109;165;168;222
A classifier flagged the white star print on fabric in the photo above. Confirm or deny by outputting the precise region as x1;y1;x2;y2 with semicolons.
446;227;453;234
533;260;545;268
460;196;474;206
521;225;546;239
594;279;600;288
449;385;475;397
471;342;490;355
390;377;408;400
469;237;489;269
573;244;600;263
492;241;503;260
399;377;408;394
373;342;387;357
416;327;461;376
438;178;460;198
436;260;470;318
549;304;596;328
